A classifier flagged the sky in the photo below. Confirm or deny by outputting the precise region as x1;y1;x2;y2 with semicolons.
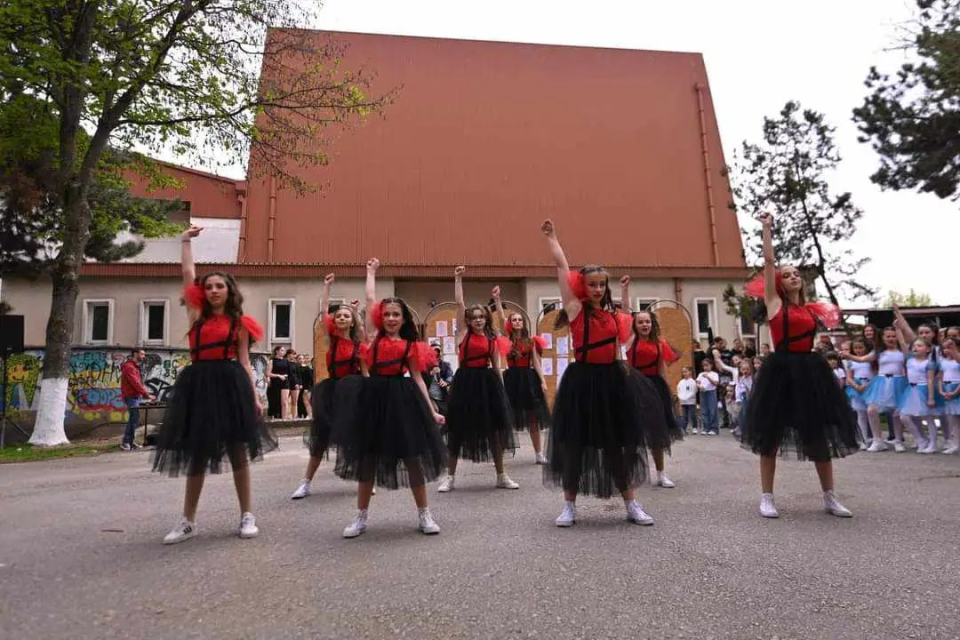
173;0;956;307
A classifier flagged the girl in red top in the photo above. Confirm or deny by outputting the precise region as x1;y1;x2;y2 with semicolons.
742;213;859;519
437;267;518;492
329;258;448;538
152;226;277;545
493;286;551;464
290;273;364;500
621;276;683;489
540;219;669;528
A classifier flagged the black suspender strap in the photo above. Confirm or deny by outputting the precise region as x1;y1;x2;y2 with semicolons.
574;306;616;358
460;334;493;365
371;337;412;376
776;306;817;353
630;338;660;371
189;315;239;360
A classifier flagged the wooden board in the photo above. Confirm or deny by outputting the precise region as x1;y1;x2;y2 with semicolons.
536;309;570;407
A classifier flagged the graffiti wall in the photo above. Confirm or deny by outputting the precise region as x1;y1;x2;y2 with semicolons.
1;347;268;426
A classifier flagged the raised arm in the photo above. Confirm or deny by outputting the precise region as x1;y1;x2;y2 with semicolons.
180;226;202;288
541;219;581;320
365;258;380;340
319;273;335;339
454;265;467;338
492;285;505;335
758;213;780;320
892;304;917;343
619;275;632;313
350;299;365;343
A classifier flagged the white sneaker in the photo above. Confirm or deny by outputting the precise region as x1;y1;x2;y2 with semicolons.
656;472;676;489
692;428;699;434
823;491;852;518
555;502;577;527
866;440;889;452
759;493;779;519
437;475;455;493
239;512;259;539
919;443;937;454
858;442;869;451
496;473;520;490
163;517;197;545
942;445;959;455
291;479;311;500
417;508;440;535
626;500;654;525
894;441;906;453
343;510;368;538
535;452;548;465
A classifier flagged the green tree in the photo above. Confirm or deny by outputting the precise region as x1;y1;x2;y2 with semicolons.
883;289;934;307
730;101;877;307
853;0;960;201
0;1;388;445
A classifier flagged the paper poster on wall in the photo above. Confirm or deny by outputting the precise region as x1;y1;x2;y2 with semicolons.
443;355;458;368
556;336;569;357
451;319;458;336
620;345;628;360
539;333;553;350
541;358;554;376
443;336;457;355
435;321;448;337
556;358;568;380
428;337;442;348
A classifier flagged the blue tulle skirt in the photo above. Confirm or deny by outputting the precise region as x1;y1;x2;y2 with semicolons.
862;375;907;412
897;383;943;417
941;382;960;416
845;376;873;411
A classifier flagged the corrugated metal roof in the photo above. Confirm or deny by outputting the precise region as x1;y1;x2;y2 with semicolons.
242;30;745;270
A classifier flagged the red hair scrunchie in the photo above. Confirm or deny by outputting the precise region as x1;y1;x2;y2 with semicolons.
370;302;384;331
567;271;587;301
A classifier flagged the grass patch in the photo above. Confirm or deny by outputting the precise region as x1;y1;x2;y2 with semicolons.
0;443;118;463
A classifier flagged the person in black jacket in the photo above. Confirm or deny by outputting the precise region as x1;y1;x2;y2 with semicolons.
297;354;315;419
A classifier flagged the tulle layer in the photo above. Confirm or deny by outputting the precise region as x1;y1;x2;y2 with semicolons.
305;377;356;458
544;362;667;499
503;366;552;432
642;374;684;447
897;384;943;417
941;382;960;415
329;375;447;489
445;367;517;461
863;376;908;412
741;352;861;462
845;376;873;411
152;360;278;476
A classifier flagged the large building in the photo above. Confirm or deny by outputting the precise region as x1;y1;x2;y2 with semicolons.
2;31;749;426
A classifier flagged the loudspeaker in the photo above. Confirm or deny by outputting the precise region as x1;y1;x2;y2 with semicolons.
0;314;24;354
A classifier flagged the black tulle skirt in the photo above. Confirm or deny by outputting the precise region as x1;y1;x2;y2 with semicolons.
329;375;448;489
643;374;684;449
503;366;552;432
544;361;668;499
152;360;278;477
445;367;517;462
305;377;353;458
742;351;861;461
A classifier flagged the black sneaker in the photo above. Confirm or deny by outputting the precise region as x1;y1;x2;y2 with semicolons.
130;442;143;450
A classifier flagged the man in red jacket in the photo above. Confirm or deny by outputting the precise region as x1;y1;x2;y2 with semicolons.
120;349;155;451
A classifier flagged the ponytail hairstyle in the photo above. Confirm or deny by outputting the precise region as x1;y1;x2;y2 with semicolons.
555;265;614;329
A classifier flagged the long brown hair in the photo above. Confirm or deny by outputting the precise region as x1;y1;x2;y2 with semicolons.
332;304;363;343
632;310;661;344
555;265;614;329
464;304;496;338
190;271;256;345
507;312;532;361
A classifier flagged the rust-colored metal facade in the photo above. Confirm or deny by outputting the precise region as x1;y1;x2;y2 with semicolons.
125;161;242;220
241;30;745;275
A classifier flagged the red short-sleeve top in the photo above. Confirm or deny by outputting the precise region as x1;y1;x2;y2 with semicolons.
628;339;678;376
507;336;546;368
459;333;495;369
569;308;630;364
327;334;361;379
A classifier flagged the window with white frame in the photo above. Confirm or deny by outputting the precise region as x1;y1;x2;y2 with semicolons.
269;299;295;343
694;298;717;340
739;313;757;339
83;299;114;345
539;297;562;313
140;299;169;345
636;298;657;312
